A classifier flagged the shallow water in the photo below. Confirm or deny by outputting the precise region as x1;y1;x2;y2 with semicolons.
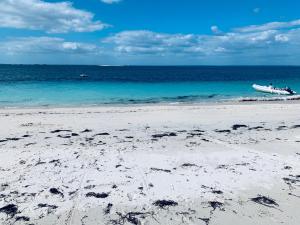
0;65;299;107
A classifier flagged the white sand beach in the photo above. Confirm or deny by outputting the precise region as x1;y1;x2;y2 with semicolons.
0;103;300;225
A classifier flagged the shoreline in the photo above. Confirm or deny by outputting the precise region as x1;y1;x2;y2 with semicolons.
1;97;300;111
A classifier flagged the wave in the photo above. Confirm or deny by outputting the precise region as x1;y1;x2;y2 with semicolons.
104;94;219;105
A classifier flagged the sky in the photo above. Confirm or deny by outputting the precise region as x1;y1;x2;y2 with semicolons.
0;0;300;65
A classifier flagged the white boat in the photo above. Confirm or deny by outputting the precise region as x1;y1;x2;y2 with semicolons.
252;84;296;95
80;74;88;78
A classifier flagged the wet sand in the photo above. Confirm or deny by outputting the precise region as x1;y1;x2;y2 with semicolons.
0;103;300;225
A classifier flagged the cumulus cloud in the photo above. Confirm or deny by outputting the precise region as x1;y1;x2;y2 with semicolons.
101;0;122;4
0;0;109;33
0;37;100;54
103;19;300;62
235;19;300;33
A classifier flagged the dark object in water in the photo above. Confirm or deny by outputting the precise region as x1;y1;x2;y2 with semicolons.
0;204;18;217
291;125;300;129
150;167;171;173
250;195;279;208
86;192;109;198
232;124;248;130
49;188;64;198
153;200;178;209
104;203;113;214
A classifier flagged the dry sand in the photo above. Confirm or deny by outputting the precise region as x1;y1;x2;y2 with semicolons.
0;103;300;225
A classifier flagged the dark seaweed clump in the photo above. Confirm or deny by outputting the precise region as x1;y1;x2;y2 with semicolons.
86;192;109;198
0;204;18;217
250;195;279;208
232;124;248;130
153;200;178;209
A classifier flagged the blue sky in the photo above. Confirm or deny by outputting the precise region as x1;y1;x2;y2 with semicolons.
0;0;300;65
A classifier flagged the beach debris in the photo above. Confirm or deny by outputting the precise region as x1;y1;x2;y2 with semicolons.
15;216;30;221
57;134;71;138
199;218;210;225
250;195;279;208
111;212;153;225
181;163;199;168
81;129;92;133
38;203;58;210
232;124;248;130
86;192;109;198
212;190;223;194
150;167;171;173
84;185;96;190
94;132;110;136
49;188;64;198
104;203;113;214
277;125;288;131
50;129;71;133
153;200;178;209
152;132;177;138
282;175;300;186
208;201;224;211
248;126;264;130
0;204;18;217
214;129;231;133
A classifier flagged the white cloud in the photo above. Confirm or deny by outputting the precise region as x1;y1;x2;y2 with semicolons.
211;25;222;34
0;37;100;54
103;19;300;61
0;0;109;33
235;19;300;33
101;0;122;4
253;8;260;13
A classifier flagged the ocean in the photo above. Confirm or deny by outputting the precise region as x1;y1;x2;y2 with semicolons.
0;65;300;107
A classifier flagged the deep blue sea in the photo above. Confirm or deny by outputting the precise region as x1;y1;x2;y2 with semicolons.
0;65;300;107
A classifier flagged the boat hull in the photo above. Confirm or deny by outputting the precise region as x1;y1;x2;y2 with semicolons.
252;84;295;95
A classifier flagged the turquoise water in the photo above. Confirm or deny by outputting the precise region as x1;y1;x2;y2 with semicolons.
0;65;300;107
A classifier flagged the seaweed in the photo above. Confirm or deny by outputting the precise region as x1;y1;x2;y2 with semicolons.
16;216;30;221
86;192;109;198
50;129;71;133
150;167;171;173
49;188;64;198
153;200;178;209
152;132;177;138
104;203;113;214
250;195;279;208
232;124;248;130
208;201;224;211
0;204;18;217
